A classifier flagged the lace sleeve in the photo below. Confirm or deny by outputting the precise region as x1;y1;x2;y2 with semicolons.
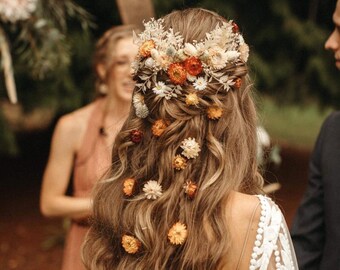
249;195;299;270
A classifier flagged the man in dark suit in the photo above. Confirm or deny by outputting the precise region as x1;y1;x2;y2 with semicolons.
291;1;340;269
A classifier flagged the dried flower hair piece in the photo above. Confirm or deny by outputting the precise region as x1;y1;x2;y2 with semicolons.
173;155;188;170
133;92;149;118
168;222;188;245
143;180;163;200
130;130;143;143
185;93;199;106
123;178;136;197
152;119;170;137
183;180;198;199
234;78;242;89
121;235;141;254
207;105;223;120
180;137;201;159
133;17;249;100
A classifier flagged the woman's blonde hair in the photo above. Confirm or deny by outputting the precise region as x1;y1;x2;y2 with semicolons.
83;8;263;269
93;24;136;96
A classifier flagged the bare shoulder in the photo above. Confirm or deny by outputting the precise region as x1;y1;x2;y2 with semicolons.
53;102;96;150
227;191;261;220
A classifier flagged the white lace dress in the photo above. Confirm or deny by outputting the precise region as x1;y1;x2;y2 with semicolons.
248;195;299;270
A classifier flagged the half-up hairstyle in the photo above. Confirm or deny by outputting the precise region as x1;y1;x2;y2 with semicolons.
83;8;263;270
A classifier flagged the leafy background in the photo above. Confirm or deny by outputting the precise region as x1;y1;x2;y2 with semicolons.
0;0;339;155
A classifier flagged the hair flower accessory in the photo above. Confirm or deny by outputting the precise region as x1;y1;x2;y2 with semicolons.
143;180;163;200
168;63;187;85
207;105;223;120
123;178;136;196
185;93;199;106
234;78;242;89
130;130;143;143
193;77;207;91
133;17;248;99
121;235;141;254
183;180;198;199
168;222;188;245
152;119;170;137
184;57;203;76
173;155;188;170
133;93;149;118
180;137;201;159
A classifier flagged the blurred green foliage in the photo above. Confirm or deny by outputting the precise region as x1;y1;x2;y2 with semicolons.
0;0;339;155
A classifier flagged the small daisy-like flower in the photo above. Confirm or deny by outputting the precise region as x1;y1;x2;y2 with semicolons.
180;138;201;159
121;235;141;254
143;180;163;200
173;155;188;170
184;57;203;76
152;119;169;137
234;78;242;89
185;93;199;106
193;77;207;91
139;40;156;57
168;222;188;245
207;106;223;120
183;180;198;199
168;63;187;85
130;129;143;143
123;178;136;196
152;81;169;96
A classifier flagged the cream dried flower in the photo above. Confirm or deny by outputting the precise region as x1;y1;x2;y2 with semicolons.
143;180;162;200
0;0;37;23
121;235;141;254
180;137;201;159
193;77;207;91
168;222;188;245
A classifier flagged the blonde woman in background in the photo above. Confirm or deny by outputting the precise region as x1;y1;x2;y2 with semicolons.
83;9;298;270
40;25;138;270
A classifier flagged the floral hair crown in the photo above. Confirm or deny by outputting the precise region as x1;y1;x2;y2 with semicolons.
132;17;249;105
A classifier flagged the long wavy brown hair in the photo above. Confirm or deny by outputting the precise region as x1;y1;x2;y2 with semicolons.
83;8;263;270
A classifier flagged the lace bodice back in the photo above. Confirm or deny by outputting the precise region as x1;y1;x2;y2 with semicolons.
248;195;298;270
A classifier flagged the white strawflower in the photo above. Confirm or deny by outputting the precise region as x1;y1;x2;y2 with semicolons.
208;48;228;70
0;0;37;23
180;137;201;159
225;51;240;62
193;77;207;91
153;81;170;96
143;180;162;200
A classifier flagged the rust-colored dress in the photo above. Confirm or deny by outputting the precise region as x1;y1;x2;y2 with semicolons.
62;98;112;270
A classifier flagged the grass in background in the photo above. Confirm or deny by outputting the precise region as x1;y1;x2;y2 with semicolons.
258;97;332;149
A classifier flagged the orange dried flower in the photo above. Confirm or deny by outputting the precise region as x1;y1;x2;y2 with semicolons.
152;119;170;137
123;178;135;196
234;78;242;89
173;155;187;170
168;222;188;245
183;180;198;199
184;56;203;76
121;235;141;254
207;106;223;120
185;93;199;106
139;40;156;57
168;63;187;85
